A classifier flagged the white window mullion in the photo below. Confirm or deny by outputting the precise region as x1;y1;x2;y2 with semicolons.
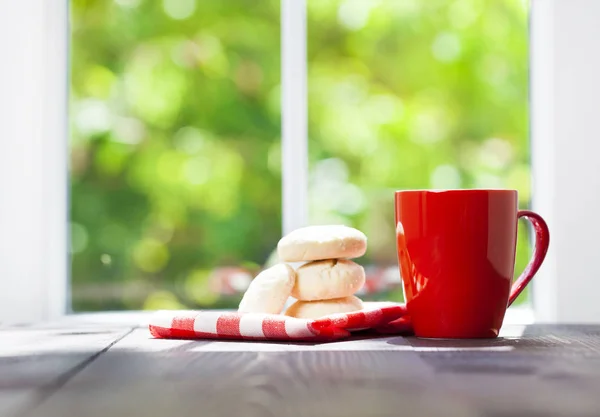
281;0;309;236
43;0;69;317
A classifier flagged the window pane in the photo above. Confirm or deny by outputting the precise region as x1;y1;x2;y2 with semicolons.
70;0;281;311
307;0;530;305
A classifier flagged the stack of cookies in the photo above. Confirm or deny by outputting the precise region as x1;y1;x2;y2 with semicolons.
238;225;367;319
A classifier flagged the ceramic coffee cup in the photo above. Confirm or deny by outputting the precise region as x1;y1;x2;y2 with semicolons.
395;189;550;339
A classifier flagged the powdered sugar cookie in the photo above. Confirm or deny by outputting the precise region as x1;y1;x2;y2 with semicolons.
238;263;296;314
277;225;367;262
284;296;364;319
291;259;366;301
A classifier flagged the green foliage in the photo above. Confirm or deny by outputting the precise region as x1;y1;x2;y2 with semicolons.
70;0;530;310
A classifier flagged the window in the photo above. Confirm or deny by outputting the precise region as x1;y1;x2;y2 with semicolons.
306;0;531;305
68;0;531;312
3;0;600;323
70;0;282;311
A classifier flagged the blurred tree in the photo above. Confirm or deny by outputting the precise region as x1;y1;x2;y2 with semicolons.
306;0;530;304
70;0;530;310
70;0;282;310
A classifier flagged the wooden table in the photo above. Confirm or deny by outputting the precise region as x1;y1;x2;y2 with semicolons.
2;313;600;417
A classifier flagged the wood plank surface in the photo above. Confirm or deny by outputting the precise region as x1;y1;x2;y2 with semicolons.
11;323;600;417
0;324;131;417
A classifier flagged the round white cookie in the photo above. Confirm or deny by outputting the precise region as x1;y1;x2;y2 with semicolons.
291;259;366;301
277;225;367;262
284;296;364;319
238;263;296;314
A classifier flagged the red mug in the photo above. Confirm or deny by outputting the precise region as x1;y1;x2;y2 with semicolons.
395;189;550;339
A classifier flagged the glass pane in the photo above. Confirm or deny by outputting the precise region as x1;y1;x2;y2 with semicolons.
70;0;281;311
307;0;530;305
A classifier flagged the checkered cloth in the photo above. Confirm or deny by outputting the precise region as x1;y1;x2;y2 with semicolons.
149;302;412;342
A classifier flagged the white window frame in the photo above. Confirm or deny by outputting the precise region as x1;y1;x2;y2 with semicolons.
530;0;600;323
1;0;598;324
0;0;68;323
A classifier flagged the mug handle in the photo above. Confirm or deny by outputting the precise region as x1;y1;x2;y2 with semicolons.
508;210;551;307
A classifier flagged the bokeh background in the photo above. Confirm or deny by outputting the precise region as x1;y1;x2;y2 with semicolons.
69;0;530;311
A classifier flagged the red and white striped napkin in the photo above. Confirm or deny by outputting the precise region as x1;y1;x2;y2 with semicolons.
149;302;412;342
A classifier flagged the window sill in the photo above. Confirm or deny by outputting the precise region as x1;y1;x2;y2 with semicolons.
44;305;537;330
